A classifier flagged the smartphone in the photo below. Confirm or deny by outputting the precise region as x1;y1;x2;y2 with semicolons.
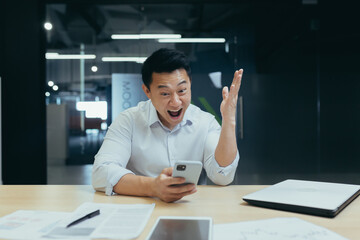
146;216;212;240
172;161;203;185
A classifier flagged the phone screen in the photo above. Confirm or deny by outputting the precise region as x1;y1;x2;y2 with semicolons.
147;218;211;240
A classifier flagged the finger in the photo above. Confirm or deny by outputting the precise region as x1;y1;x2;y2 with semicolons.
228;84;238;101
222;86;229;100
161;167;173;176
231;70;239;84
229;69;243;97
163;187;197;202
229;84;237;98
164;196;182;203
235;69;243;91
182;187;197;195
231;69;242;86
173;187;197;199
168;183;195;194
167;176;186;186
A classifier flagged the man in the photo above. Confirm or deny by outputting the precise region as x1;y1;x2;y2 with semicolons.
92;48;243;202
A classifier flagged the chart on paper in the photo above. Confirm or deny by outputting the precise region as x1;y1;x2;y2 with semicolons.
213;217;348;240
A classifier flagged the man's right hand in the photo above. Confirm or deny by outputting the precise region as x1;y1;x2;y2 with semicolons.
151;167;197;203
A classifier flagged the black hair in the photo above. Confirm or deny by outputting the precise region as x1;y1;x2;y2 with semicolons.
141;48;191;90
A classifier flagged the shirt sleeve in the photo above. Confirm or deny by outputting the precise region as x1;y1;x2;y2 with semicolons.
202;117;240;185
92;112;134;195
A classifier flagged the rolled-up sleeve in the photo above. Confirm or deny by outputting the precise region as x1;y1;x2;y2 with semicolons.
92;112;134;195
203;118;240;185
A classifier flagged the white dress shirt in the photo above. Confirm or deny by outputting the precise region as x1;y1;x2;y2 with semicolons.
92;100;239;195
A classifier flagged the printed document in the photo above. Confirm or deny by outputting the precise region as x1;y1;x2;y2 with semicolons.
0;202;155;239
0;210;69;239
45;202;155;239
214;217;348;240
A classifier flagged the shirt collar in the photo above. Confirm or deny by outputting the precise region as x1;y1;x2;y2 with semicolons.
182;104;195;126
148;101;195;128
148;101;160;127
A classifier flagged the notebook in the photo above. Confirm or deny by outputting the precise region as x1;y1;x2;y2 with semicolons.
242;179;360;217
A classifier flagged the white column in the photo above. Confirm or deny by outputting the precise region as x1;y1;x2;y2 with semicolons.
80;44;85;133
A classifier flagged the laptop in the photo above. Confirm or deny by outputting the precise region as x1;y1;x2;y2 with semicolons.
242;179;360;218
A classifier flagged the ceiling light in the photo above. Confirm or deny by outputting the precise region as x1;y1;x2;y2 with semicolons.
101;57;147;63
48;81;54;87
46;53;96;59
158;38;226;43
91;66;98;72
45;92;50;97
111;34;181;39
52;85;58;91
44;22;53;31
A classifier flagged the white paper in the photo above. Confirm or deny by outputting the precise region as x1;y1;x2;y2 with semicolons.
214;217;348;240
45;202;155;239
0;210;69;239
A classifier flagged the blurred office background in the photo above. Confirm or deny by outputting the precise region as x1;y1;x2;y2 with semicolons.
1;1;359;185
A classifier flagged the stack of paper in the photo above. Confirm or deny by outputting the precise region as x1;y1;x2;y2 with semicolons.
0;202;155;239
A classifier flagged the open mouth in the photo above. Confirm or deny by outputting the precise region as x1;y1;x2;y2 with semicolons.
168;109;182;118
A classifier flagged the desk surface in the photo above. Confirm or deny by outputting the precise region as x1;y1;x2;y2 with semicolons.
1;185;359;239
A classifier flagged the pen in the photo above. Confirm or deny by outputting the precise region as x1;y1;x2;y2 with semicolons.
66;209;100;228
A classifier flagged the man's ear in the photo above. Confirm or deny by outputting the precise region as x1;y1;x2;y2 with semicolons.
142;84;151;99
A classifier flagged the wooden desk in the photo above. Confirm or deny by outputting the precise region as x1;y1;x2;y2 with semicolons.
1;185;359;239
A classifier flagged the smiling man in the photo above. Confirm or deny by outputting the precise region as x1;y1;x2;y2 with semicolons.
92;48;243;202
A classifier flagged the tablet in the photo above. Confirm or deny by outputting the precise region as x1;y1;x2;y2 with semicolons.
146;216;212;240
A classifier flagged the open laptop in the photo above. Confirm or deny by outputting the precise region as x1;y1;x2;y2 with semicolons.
243;179;360;218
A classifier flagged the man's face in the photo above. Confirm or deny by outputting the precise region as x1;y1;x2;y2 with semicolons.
142;68;191;130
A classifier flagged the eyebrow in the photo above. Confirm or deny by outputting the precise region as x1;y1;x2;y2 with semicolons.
157;80;187;89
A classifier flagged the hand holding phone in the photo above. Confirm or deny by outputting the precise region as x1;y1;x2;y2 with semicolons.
172;161;203;185
154;167;198;202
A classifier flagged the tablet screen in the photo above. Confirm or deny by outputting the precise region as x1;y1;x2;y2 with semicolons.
147;217;211;240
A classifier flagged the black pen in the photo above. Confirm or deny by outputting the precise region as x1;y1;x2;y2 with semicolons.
66;209;100;228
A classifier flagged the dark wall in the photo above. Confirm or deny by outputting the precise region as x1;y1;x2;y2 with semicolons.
0;0;47;184
319;3;360;173
241;2;360;175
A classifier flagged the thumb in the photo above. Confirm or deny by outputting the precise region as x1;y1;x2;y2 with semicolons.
222;86;229;100
161;167;173;176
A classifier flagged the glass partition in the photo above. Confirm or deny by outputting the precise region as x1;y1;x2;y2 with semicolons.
45;2;360;185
